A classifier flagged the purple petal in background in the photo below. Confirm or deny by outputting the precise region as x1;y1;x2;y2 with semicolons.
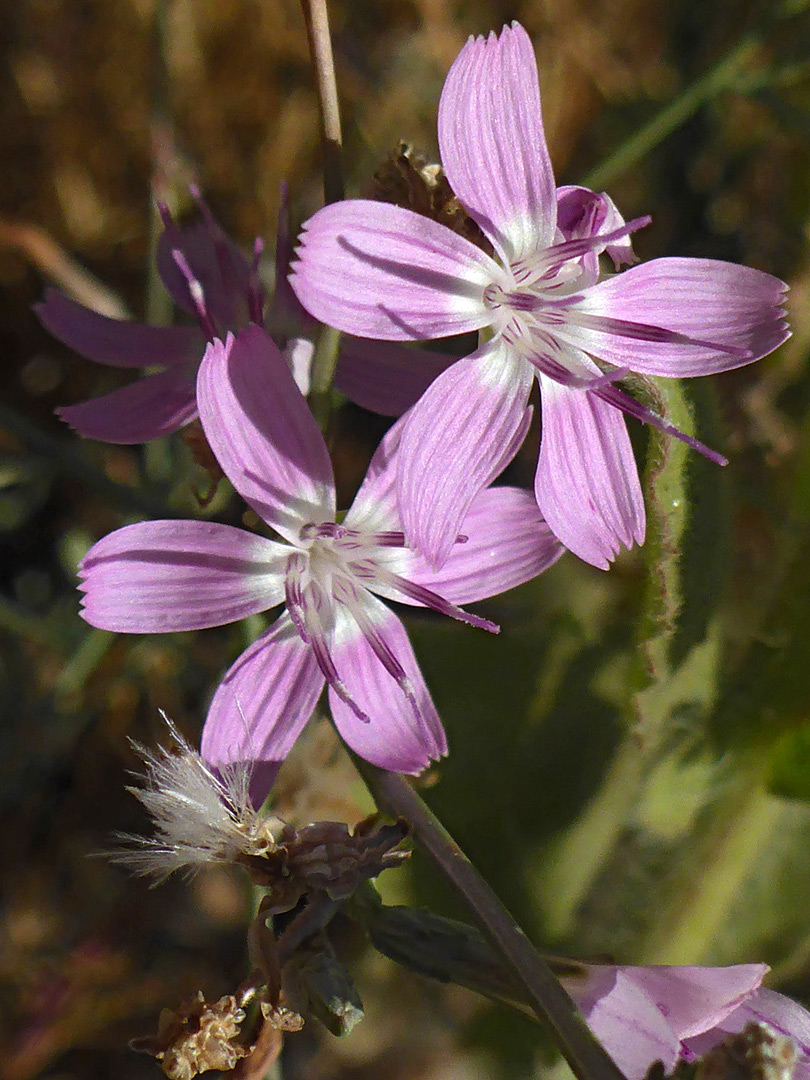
556;185;638;270
535;373;645;568
398;338;534;569
58;368;198;443
290;199;496;340
335;337;455;417
197;327;335;539
157;215;256;328
202;613;325;772
79;520;287;632
36;288;202;368
438;23;557;264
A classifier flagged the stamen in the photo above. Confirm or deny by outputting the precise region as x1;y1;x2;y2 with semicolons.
511;216;652;287
248;237;265;326
284;552;310;643
336;582;435;745
373;568;499;635
291;576;371;724
562;310;753;359
171;250;218;340
594;383;729;466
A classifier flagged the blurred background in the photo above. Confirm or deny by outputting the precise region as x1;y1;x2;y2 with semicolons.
3;0;810;1078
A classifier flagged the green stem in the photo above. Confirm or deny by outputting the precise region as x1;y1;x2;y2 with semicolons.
583;36;760;191
355;763;627;1080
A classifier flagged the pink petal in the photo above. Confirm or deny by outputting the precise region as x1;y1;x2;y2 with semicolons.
535;373;645;569
556;185;638;270
346;413;408;531
36;288;202;368
438;23;557;264
619;965;767;1041
290;200;496;340
201;613;325;770
197;327;335;538
571;968;683;1077
683;987;810;1073
58;369;198;443
335;337;455;417
401;486;564;604
329;598;447;774
566;258;790;376
157;216;256;328
398;339;534;569
79;520;287;631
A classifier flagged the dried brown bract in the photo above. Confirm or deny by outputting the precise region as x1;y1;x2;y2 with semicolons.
369;142;493;255
239;816;410;912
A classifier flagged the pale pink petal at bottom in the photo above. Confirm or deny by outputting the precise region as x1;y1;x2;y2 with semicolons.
683;986;810;1073
79;520;287;632
35;288;203;367
328;598;447;774
399;486;564;605
535;374;645;568
618;965;767;1040
335;337;454;417
571;969;683;1077
399;339;534;569
201;613;325;771
58;369;198;443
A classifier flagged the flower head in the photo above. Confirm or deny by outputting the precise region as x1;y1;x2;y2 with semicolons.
36;187;266;443
289;22;789;569
78;325;562;787
37;186;454;445
563;963;810;1080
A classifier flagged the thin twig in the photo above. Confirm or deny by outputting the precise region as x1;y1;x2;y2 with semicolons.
300;0;345;431
300;0;344;205
356;764;628;1080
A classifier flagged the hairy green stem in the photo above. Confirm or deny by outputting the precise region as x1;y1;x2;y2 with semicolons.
356;763;627;1080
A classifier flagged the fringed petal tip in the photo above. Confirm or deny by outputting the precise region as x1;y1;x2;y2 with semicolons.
329;600;448;774
536;376;646;570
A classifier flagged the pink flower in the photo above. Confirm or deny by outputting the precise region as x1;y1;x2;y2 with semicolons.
78;325;562;780
289;22;789;569
36;188;266;443
37;189;453;445
564;963;810;1080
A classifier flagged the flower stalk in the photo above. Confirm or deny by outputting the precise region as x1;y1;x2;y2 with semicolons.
354;759;629;1080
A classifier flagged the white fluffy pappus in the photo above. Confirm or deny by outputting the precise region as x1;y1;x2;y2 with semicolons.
112;715;283;880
